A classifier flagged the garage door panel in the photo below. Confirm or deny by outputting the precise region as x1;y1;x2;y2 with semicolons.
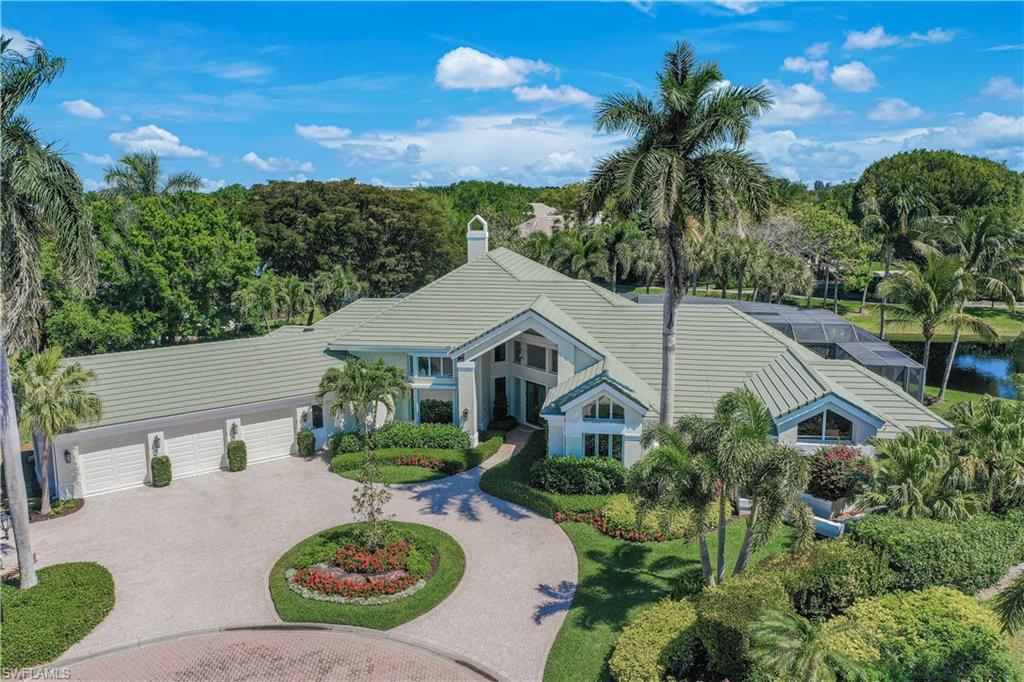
164;434;198;476
242;412;294;462
195;430;225;470
79;439;146;496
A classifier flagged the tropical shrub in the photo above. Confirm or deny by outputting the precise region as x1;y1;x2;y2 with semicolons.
227;440;247;471
781;539;893;621
329;435;503;477
824;587;1018;681
601;495;728;540
328;432;365;456
370;422;470;450
488;415;518;433
150;455;171;487
609;599;699;682
807;445;869;501
948;396;1024;513
530;456;627;495
297;429;316;457
418;399;452;425
847;511;1024;592
695;570;794;680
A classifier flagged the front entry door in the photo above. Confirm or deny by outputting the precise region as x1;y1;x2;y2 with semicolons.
525;381;545;427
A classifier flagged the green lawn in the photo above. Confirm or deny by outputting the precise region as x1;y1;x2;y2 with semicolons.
479;432;795;682
269;521;465;630
330;435;504;484
924;385;1012;418
1;562;115;669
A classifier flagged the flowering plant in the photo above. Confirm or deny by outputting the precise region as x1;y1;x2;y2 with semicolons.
807;445;869;501
394;454;462;475
334;540;412;574
290;567;418;598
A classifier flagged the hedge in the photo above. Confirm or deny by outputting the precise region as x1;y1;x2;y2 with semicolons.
530;456;626;495
150;455;171;487
695;570;794;681
297;429;316;457
1;562;115;670
824;587;1018;681
328;432;365;457
609;599;698;682
329;435;503;477
227;440;247;471
846;512;1024;593
419;399;453;425
602;495;728;541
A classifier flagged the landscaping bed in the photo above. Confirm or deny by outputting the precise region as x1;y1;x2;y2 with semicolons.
28;497;84;523
1;562;115;670
269;521;464;629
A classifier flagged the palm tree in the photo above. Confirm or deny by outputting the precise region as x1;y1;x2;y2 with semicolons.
858;180;934;339
749;610;865;682
103;151;201;197
630;234;662;294
584;41;773;424
280;274;313;325
232;272;284;333
995;572;1024;635
949;397;1024;513
313;266;363;316
317;358;410;437
2;37;97;589
551;227;610;282
12;348;102;515
518;231;554;266
598;219;643;293
878;255;996;387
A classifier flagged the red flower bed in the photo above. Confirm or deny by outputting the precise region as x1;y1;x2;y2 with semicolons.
334;540;412;574
553;509;684;543
290;567;418;598
393;454;462;475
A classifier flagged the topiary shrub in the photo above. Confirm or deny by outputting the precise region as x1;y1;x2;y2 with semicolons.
150;455;171;487
297;429;316;457
419;399;453;424
370;422;470;450
488;415;518;433
227;440;247;471
328;432;365;457
602;494;727;541
530;456;627;495
824;587;1018;681
696;570;794;681
609;599;699;682
807;445;869;501
847;512;1024;593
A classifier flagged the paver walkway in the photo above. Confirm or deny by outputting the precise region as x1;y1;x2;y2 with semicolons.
3;427;576;682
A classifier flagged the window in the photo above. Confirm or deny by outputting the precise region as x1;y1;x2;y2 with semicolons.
583;396;625;422
548;349;558;374
797;410;853;442
584;433;624;461
311;405;324;430
513;341;523;365
493;344;506;363
527;344;547;370
416;356;453;377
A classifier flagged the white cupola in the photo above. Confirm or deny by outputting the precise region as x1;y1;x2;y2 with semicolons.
467;214;489;261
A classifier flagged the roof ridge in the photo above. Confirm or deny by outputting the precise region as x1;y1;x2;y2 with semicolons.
816;358;950;430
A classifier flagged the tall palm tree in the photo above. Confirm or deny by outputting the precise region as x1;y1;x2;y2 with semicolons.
749;610;865;682
629;234;662;294
598;219;643;293
317;358;410;437
551;227;611;282
12;348;102;514
103;151;201;197
280;274;313;324
858;180;934;339
2;37;97;589
232;272;284;333
518;231;554;266
584;41;772;424
313;266;363;316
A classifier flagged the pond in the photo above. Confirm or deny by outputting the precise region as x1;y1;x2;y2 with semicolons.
894;341;1022;399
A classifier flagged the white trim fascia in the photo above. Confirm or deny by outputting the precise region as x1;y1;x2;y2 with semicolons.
775;395;885;433
556;382;648;416
565;421;642;437
409;380;457;391
455;311;601;363
328;344;452;355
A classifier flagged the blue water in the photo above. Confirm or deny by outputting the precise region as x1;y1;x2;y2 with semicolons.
953;353;1019;399
904;341;1022;399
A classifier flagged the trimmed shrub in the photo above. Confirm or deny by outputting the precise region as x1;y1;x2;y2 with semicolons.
150;455;171;487
530;456;627;495
695;570;794;681
1;562;115;670
488;415;518;433
370;422;470;450
328;432;365;457
297;429;316;457
824;587;1018;681
609;599;699;682
227;440;247;471
329;436;502;478
847;512;1024;593
602;495;728;541
419;399;453;425
806;445;869;501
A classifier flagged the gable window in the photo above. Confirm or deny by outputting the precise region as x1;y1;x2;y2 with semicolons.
493;344;506;363
548;348;558;374
416;356;453;378
527;344;547;370
797;410;853;442
584;433;624;461
583;396;625;422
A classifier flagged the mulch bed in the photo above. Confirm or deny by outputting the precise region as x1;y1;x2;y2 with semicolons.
30;498;85;524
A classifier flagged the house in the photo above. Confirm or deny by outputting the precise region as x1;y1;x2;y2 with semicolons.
50;217;950;499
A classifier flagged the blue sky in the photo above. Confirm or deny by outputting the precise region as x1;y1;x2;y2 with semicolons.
5;1;1023;190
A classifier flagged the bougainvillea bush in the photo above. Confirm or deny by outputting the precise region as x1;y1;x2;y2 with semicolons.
807;445;869;501
392;454;462;475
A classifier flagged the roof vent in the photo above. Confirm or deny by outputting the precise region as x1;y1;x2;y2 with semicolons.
302;326;316;332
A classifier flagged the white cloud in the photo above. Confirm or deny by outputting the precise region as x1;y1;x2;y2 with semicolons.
200;61;270;80
830;62;877;92
435;47;551;91
109;125;219;165
240;151;314;173
61;99;105;120
200;178;225;193
980;77;1024;101
512;84;597;108
82;178;107;192
984;44;1024;52
867;98;926;123
759;81;835;126
708;0;761;14
805;42;829;59
843;26;900;50
120;114;132;122
294;124;352;147
909;28;955;44
1;27;41;55
781;56;828;82
82;152;114;165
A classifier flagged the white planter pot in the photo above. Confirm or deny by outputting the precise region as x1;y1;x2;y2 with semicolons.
799;492;855;520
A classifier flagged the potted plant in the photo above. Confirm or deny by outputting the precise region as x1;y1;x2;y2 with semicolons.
800;445;869;518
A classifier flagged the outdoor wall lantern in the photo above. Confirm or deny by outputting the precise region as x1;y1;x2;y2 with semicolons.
152;434;162;454
461;407;470;423
63;448;73;464
301;409;311;424
1;512;10;533
230;423;239;440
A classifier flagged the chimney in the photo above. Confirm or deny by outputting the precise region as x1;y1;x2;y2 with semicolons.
467;214;489;261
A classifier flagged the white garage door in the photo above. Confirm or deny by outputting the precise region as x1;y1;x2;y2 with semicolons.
164;423;225;477
242;412;295;462
79;438;148;496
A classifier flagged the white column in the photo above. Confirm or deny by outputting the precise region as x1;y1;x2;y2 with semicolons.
145;430;164;484
457;360;479;446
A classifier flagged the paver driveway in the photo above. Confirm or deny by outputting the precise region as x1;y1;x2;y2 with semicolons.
4;428;577;682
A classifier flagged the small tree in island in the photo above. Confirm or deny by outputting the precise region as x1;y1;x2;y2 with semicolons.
318;358;410;549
